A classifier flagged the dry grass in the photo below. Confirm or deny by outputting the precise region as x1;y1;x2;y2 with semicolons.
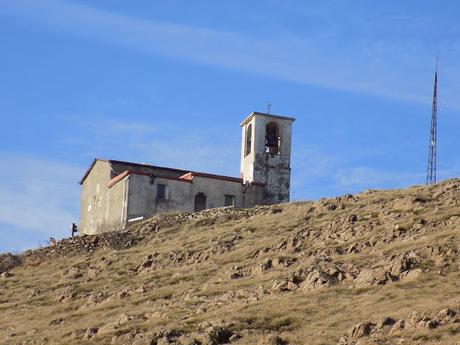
2;179;460;344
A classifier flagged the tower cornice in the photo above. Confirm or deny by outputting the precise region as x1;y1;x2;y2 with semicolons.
240;111;295;127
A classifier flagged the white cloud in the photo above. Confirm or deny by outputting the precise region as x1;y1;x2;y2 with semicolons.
2;0;460;108
292;146;341;179
57;114;241;176
130;138;240;176
334;166;424;190
289;145;442;199
333;163;460;192
0;154;81;240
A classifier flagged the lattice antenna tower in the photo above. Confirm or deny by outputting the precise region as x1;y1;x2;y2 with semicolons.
426;55;439;185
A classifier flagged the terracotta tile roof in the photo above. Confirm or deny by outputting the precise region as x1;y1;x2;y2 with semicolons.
107;170;192;189
181;171;243;184
180;171;265;186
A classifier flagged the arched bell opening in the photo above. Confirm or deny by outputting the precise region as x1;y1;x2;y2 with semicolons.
265;122;280;155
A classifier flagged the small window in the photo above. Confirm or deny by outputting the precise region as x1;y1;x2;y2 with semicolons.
224;195;236;207
157;184;167;200
245;124;252;156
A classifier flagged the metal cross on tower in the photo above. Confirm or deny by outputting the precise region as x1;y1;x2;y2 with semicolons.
426;57;438;185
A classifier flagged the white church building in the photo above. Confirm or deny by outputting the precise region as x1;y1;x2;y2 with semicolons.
79;111;295;235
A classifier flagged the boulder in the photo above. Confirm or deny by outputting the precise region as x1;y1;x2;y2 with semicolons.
347;214;358;223
271;278;298;293
229;334;242;342
132;333;160;345
392;196;425;211
82;327;98;340
388;320;405;335
111;331;159;345
85;292;106;306
354;268;390;287
157;337;171;345
399;269;423;282
300;269;338;290
26;329;38;336
258;334;287;345
252;258;273;275
137;254;156;272
204;325;232;344
407;311;438;329
347;321;375;340
376;316;395;329
435;308;458;324
1;272;12;279
387;251;420;277
63;266;82;279
177;335;200;345
55;285;76;303
86;267;100;280
49;318;65;326
70;329;86;339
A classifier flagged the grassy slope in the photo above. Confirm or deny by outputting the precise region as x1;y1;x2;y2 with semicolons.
2;179;460;344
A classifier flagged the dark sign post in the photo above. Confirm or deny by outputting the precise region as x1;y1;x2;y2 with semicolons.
71;223;78;237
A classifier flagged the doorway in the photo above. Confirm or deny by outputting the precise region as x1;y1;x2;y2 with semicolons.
194;192;207;212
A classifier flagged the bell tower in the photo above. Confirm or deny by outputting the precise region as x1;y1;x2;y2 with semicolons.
240;111;295;205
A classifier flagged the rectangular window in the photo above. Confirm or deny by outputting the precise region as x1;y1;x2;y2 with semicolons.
224;194;236;207
157;184;167;200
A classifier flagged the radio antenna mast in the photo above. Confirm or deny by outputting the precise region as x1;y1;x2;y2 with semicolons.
426;55;439;185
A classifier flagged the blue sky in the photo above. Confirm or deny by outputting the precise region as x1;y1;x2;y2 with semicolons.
1;0;460;253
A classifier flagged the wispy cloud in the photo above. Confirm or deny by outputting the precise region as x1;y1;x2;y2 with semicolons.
334;166;424;190
2;0;460;108
289;145;447;200
57;115;240;175
332;159;460;193
0;153;81;251
131;138;240;176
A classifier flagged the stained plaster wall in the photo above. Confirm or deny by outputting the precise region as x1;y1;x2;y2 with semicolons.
126;174;194;220
107;176;128;231
125;174;264;222
80;164;264;235
80;160;112;235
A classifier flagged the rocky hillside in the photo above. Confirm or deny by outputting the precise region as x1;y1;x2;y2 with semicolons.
2;179;460;345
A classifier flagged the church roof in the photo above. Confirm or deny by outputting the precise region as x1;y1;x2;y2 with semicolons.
80;158;264;187
180;171;264;185
79;158;188;185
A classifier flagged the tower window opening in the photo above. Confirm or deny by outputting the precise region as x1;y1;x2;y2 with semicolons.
245;124;252;156
265;122;280;155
